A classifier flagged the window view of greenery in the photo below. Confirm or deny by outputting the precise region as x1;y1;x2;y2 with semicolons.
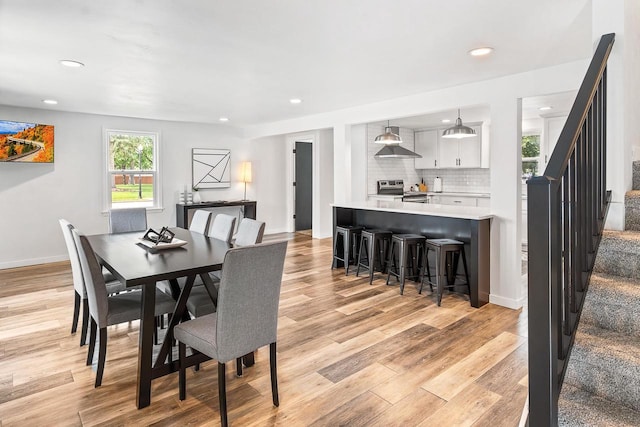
522;134;541;180
108;133;156;207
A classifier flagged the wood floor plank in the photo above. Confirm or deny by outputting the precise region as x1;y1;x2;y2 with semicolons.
0;233;529;426
418;383;502;427
421;331;526;401
368;388;446;426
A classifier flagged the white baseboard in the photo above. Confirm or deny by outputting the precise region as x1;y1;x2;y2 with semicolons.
0;254;68;270
489;293;525;310
264;227;289;235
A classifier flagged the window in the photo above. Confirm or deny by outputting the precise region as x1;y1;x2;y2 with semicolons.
522;134;541;180
105;130;161;210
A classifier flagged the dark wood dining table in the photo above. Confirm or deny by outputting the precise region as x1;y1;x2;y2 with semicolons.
87;227;231;409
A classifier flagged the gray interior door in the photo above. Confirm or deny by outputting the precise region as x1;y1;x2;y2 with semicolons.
295;141;312;231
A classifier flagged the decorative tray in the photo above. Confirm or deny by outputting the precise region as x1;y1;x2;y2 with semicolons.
138;237;187;250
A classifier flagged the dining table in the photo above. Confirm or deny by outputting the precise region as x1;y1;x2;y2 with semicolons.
87;227;236;409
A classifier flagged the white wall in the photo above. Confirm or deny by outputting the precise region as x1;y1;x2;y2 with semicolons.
244;59;589;309
0;105;287;269
593;0;640;229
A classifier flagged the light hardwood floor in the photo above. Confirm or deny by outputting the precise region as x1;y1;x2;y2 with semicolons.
0;234;528;426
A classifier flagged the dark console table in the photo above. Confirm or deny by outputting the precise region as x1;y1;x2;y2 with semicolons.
176;200;257;229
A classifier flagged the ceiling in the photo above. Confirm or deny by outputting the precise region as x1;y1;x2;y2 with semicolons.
0;0;592;127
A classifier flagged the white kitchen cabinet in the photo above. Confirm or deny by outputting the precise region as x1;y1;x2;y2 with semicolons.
437;195;478;206
476;197;490;208
430;193;490;207
414;130;439;169
437;125;482;168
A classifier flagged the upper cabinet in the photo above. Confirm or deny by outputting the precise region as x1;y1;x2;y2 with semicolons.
439;125;482;168
414;129;438;169
415;124;487;169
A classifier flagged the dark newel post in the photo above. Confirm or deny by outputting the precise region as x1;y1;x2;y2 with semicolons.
528;176;558;426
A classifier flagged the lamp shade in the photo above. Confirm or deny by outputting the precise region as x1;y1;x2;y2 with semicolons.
374;122;402;144
241;161;252;183
442;109;476;139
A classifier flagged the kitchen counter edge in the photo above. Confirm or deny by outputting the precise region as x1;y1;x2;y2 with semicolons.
332;201;494;220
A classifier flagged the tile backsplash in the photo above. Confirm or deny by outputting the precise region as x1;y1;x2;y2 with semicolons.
420;169;490;193
366;124;490;194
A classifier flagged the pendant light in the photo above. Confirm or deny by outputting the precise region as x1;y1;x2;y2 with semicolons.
442;109;476;139
374;121;402;144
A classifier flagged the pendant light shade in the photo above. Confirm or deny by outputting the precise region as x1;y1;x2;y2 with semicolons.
442;109;476;139
374;121;402;144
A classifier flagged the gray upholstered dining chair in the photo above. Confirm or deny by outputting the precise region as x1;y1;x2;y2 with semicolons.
72;228;177;387
207;213;236;243
189;209;212;235
108;207;147;234
185;218;267;318
234;218;266;247
59;219;127;346
174;240;288;427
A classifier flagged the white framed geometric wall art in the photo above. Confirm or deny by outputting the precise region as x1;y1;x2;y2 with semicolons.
192;148;231;189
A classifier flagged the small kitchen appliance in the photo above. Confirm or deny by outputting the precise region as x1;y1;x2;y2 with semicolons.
433;177;443;193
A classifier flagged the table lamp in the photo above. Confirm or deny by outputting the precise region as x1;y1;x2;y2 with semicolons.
241;161;252;200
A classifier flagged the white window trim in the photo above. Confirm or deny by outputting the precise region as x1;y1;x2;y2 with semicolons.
103;129;163;212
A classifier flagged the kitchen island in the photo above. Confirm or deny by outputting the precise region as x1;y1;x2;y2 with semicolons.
333;200;493;307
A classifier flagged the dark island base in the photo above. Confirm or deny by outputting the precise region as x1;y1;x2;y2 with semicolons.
333;206;490;308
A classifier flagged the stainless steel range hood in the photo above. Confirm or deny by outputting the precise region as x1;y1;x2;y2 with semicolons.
374;126;422;158
374;144;422;158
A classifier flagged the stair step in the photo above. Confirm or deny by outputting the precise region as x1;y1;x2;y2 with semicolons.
624;190;640;231
594;230;640;279
559;384;640;427
564;323;640;412
582;273;640;337
633;161;640;190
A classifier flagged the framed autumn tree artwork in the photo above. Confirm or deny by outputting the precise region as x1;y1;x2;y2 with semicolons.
0;120;54;163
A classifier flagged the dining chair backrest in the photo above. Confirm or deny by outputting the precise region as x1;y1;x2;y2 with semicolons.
234;218;266;247
189;210;211;235
208;213;236;243
108;208;147;234
59;219;86;298
72;229;109;328
215;240;288;363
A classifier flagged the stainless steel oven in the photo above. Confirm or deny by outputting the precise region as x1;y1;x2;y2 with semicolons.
402;193;430;203
377;180;404;196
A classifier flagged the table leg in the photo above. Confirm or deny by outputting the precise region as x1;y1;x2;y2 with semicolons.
242;352;255;367
136;282;156;409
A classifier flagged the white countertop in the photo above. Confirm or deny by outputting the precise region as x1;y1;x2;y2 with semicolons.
333;200;493;220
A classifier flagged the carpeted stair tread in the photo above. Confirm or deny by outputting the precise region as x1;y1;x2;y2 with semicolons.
594;230;640;278
582;273;640;337
559;384;640;427
624;191;640;231
564;323;640;411
633;161;640;190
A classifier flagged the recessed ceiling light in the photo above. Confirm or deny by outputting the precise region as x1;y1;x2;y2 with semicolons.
289;98;303;104
59;60;84;68
469;47;494;57
42;99;58;105
539;106;553;111
441;119;451;123
219;117;229;122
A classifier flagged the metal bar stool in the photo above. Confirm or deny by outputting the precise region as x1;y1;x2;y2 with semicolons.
356;229;392;284
332;225;364;275
386;234;426;294
420;238;471;306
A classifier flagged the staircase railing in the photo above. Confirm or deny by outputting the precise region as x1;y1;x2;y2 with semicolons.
527;33;615;426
